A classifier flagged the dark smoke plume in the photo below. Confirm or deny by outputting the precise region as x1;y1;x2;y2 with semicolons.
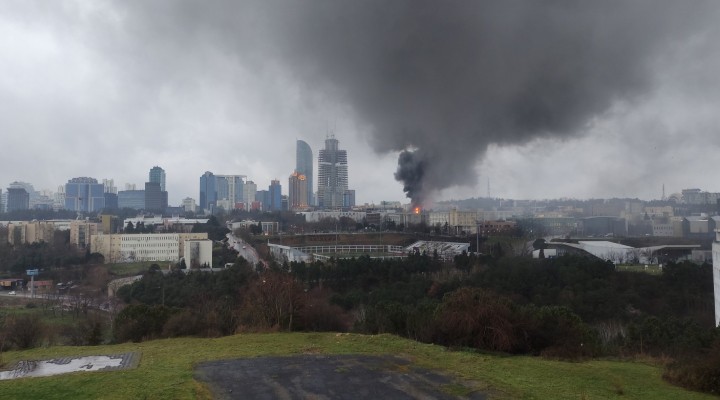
120;1;716;203
394;150;425;206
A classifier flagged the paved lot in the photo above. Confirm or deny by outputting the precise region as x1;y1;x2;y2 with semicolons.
195;354;487;400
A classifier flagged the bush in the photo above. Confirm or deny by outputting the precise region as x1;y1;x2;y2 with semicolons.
433;287;523;352
664;348;720;394
4;314;45;349
299;288;350;332
113;305;176;343
64;315;106;346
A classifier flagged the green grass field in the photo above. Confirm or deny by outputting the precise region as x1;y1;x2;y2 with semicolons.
0;333;712;400
106;261;160;277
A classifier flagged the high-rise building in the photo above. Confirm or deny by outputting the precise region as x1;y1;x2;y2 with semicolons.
64;177;105;212
6;186;30;212
182;197;197;213
145;182;167;211
102;179;117;194
243;181;257;209
256;190;270;211
269;180;282;211
118;190;145;210
289;171;308;211
317;135;348;209
199;171;217;212
216;175;246;210
343;189;356;208
149;166;166;192
104;192;118;210
296;140;313;207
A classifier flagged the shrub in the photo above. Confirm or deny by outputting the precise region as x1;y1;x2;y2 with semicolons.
664;348;720;394
433;287;523;352
4;314;45;349
113;305;176;343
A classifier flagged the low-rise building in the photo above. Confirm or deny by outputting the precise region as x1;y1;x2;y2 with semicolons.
90;232;208;263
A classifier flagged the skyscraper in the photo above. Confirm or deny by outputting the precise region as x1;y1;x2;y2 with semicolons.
317;135;348;209
289;171;308;211
296;140;313;206
199;171;216;212
149;166;166;192
6;186;29;212
215;175;246;210
244;181;257;209
64;177;105;212
269;179;282;211
145;182;167;211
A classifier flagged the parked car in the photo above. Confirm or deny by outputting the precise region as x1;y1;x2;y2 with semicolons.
8;291;16;295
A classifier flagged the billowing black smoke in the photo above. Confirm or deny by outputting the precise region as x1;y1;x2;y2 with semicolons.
118;1;716;204
394;150;425;207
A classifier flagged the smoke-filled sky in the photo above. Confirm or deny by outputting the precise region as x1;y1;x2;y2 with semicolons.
2;1;720;206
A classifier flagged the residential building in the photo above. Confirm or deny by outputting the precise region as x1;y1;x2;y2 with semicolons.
317;135;349;209
184;239;213;268
7;221;55;245
182;197;197;213
296;140;313;206
69;220;100;248
64;177;105;212
100;214;121;234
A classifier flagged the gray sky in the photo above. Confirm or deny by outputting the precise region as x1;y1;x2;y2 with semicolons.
1;1;719;206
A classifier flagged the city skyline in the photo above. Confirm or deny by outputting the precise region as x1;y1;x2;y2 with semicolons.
2;3;720;206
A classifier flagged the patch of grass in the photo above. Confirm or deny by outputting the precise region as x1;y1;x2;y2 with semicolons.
441;382;474;397
107;262;158;276
0;333;714;399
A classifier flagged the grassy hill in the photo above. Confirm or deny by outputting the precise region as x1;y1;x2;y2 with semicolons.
0;332;712;399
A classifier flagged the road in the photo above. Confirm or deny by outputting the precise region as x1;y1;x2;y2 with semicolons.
226;233;262;267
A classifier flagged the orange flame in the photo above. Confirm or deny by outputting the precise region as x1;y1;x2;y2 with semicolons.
414;207;421;214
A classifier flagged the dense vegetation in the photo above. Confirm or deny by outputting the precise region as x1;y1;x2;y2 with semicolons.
104;248;720;393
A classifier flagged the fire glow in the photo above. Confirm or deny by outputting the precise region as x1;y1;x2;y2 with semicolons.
414;207;421;214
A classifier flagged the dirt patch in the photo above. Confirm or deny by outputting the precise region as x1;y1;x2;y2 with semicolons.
194;354;487;399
